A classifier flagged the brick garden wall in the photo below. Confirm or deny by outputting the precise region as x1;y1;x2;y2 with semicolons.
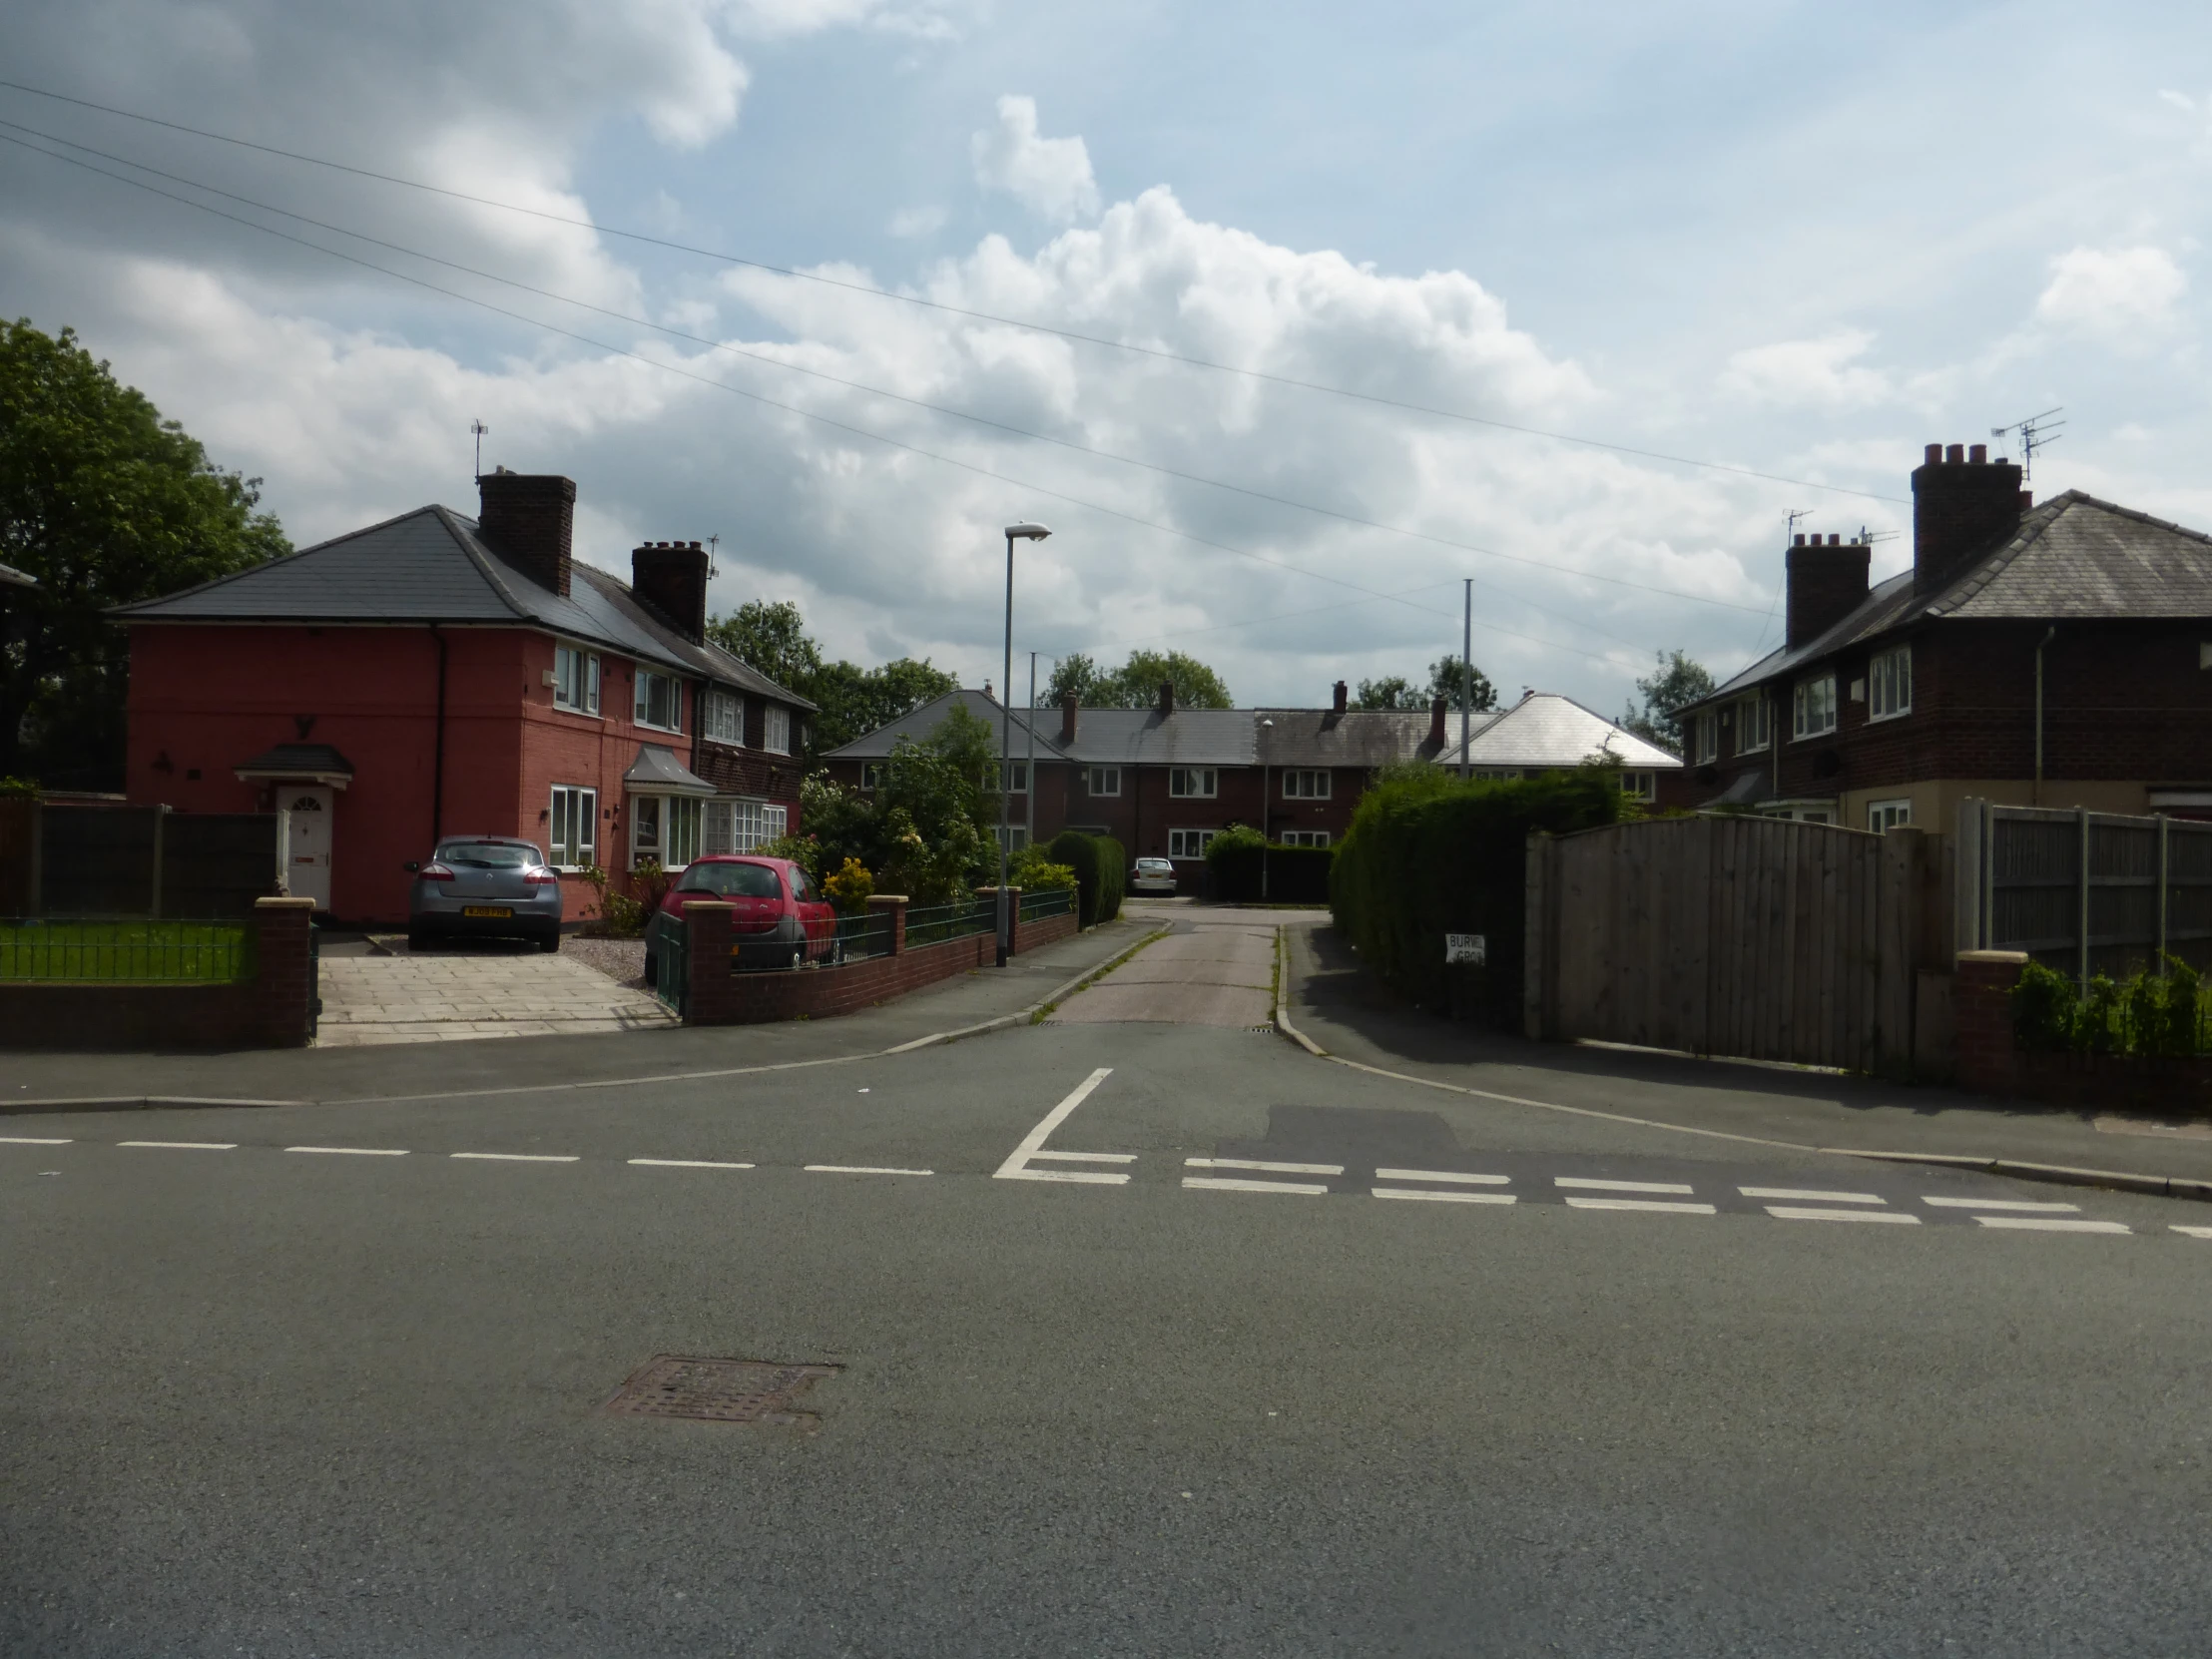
1953;946;2212;1113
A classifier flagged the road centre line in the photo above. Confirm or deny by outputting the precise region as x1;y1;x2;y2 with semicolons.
994;1067;1128;1186
805;1164;934;1176
1922;1196;2079;1212
2173;1226;2212;1239
1186;1158;1345;1176
1974;1216;2130;1234
1740;1187;1885;1204
629;1158;755;1170
1375;1168;1510;1185
1374;1187;1516;1205
450;1152;579;1163
1766;1206;1921;1224
285;1146;409;1156
1028;1150;1137;1163
0;1135;72;1144
1555;1177;1695;1195
1184;1176;1330;1196
117;1140;236;1151
1563;1196;1717;1214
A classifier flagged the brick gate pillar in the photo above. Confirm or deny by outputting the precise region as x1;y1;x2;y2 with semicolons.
254;896;318;1048
866;894;908;955
1953;949;2027;1096
683;901;737;1024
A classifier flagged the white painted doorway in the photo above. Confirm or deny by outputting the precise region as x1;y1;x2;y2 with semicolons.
281;786;334;910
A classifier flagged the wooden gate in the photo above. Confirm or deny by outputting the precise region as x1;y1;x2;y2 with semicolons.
1524;816;1935;1074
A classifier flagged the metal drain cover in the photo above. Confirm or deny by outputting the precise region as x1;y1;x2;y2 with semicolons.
604;1356;840;1424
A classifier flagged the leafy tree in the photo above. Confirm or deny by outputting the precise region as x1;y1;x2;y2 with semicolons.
1039;648;1232;709
1355;656;1496;713
705;599;822;692
793;704;1004;904
0;319;288;787
1621;648;1716;755
706;599;955;764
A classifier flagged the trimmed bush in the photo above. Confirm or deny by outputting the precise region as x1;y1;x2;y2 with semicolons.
1207;830;1333;903
1048;831;1110;927
1331;765;1628;1027
1095;834;1125;922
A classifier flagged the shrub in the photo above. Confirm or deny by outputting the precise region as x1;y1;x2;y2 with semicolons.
824;856;873;912
2011;959;2076;1051
759;831;823;881
1047;830;1124;927
1206;826;1334;903
578;861;658;937
1095;834;1125;922
1009;844;1077;892
1330;765;1627;1027
2014;955;2212;1057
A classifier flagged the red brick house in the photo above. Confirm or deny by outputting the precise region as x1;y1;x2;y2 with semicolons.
1668;442;2212;828
823;681;1675;876
112;471;814;925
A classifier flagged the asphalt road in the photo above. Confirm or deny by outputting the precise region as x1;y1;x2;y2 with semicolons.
7;1009;2212;1656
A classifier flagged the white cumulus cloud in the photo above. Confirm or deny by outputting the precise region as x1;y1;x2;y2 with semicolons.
1718;329;1895;408
970;95;1100;224
2033;245;2187;336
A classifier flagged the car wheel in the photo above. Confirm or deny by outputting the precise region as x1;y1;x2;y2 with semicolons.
406;927;429;952
538;930;562;953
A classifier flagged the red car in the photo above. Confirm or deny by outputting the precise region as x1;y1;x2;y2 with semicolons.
644;855;836;978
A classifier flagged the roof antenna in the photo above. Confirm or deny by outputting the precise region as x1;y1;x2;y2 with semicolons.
470;419;489;480
707;533;720;578
1991;407;2065;482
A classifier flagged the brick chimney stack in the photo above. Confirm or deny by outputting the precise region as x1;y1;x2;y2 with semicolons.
1059;693;1078;745
1157;681;1176;717
1914;440;2027;595
1332;680;1349;714
1785;531;1871;650
476;470;575;598
631;540;711;644
1428;694;1447;748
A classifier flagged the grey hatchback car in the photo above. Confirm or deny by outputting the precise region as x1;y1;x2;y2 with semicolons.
403;837;564;950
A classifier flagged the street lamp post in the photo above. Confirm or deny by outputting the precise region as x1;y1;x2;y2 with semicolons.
998;522;1051;967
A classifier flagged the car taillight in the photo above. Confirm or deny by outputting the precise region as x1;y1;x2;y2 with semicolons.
419;862;455;881
525;868;559;885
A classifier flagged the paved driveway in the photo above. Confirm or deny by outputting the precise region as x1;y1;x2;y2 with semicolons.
315;941;677;1046
1046;916;1280;1027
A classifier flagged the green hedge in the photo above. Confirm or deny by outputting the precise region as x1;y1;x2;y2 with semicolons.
1047;830;1125;927
1207;838;1334;903
1331;766;1628;1027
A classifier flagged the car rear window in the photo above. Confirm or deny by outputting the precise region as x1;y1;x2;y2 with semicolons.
440;842;539;867
677;862;784;898
789;867;818;901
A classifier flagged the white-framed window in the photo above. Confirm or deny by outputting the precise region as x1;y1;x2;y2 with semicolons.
1619;770;1656;803
1691;712;1718;765
1736;694;1770;754
704;688;743;745
1472;768;1521;783
635;669;683;733
1283;770;1331;800
1167;828;1216;859
631;796;661;866
860;763;884;792
1869;799;1913;832
1869;645;1913;721
1089;766;1121;797
1792;673;1837;740
763;704;792;755
553;646;600;716
993;824;1030;852
631;795;702;868
667;798;702;867
1169;767;1218;798
705;798;789;854
1279;829;1332;848
1002;761;1027;795
548;785;597;868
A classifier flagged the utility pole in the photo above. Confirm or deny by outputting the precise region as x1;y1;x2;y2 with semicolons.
1026;650;1038;852
1458;578;1472;780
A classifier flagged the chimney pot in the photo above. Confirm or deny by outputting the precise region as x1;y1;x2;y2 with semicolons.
1924;443;1942;465
1944;443;1965;464
1828;533;1840;545
630;539;711;644
1059;692;1078;745
475;472;577;598
1912;444;2025;595
1332;680;1348;714
1794;533;1807;547
1969;443;1987;464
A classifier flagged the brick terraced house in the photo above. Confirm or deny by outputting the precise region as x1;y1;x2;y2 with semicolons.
825;681;1676;878
113;471;814;925
1669;442;2212;829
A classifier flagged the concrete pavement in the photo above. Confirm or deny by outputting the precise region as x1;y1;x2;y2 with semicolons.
7;1018;2212;1655
1046;914;1275;1026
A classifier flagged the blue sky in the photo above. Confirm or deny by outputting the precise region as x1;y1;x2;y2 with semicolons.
4;0;2209;711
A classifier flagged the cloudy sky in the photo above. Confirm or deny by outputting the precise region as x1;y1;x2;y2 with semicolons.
4;0;2209;711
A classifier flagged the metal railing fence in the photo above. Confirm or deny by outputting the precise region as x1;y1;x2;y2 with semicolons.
1958;801;2212;982
1017;887;1076;922
832;911;896;962
650;914;688;1013
0;916;255;983
903;898;996;948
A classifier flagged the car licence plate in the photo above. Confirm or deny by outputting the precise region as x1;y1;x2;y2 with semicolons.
461;905;512;918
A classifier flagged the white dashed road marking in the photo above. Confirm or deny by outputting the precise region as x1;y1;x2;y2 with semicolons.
1376;1168;1510;1186
2172;1225;2212;1239
117;1141;236;1151
1974;1216;2131;1234
1740;1187;1886;1204
450;1152;579;1164
286;1146;409;1156
1923;1197;2080;1213
1766;1206;1921;1225
0;1136;72;1145
1556;1177;1695;1195
1183;1176;1330;1196
628;1158;755;1170
1186;1158;1345;1176
1564;1197;1718;1214
1373;1187;1517;1205
805;1164;934;1177
1028;1150;1138;1164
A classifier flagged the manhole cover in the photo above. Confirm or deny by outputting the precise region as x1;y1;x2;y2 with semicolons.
604;1355;840;1424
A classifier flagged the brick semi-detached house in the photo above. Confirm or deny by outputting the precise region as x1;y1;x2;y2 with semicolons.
825;682;1677;875
1669;442;2212;829
113;471;814;926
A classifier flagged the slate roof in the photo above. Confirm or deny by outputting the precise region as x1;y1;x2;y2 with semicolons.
1695;490;2212;708
110;504;815;710
825;688;1664;773
623;744;714;796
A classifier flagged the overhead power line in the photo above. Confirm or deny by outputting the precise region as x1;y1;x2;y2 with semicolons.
0;127;1638;669
0;77;1911;508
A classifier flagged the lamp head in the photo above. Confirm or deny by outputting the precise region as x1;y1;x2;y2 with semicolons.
1004;522;1052;541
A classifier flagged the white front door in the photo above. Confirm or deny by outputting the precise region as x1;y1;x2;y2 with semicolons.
281;787;334;910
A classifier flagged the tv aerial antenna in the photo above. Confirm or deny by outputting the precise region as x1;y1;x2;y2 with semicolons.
469;418;489;479
1991;407;2064;482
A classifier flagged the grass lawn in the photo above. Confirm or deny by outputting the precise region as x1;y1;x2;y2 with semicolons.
0;918;253;983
